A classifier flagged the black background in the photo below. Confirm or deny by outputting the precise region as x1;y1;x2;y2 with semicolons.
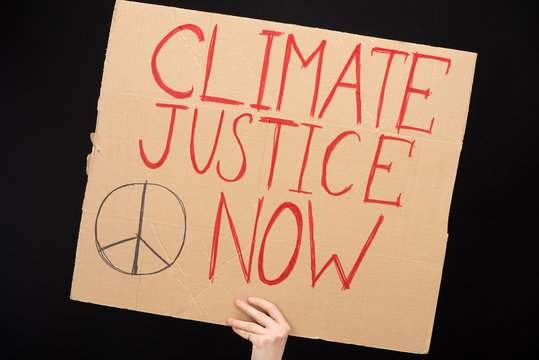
2;0;536;359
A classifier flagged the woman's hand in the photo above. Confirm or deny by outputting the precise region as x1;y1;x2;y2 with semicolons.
227;297;290;360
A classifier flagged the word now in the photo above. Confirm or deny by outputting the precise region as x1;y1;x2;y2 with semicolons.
151;23;451;132
209;192;385;289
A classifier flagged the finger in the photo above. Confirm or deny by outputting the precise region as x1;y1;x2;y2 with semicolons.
248;297;288;327
232;327;261;344
227;317;266;334
231;326;253;342
235;299;273;327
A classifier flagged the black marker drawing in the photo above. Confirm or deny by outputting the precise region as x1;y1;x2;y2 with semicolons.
94;181;187;275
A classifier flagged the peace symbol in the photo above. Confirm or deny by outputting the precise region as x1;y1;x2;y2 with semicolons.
94;181;187;275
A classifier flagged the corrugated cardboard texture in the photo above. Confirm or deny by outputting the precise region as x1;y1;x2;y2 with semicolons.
71;0;476;353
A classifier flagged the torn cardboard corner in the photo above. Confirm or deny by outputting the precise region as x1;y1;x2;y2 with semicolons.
71;0;476;354
86;132;102;175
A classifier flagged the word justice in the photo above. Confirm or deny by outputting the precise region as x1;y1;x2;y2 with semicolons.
139;103;415;207
151;23;451;131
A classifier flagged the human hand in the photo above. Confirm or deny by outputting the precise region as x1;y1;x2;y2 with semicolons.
227;297;290;360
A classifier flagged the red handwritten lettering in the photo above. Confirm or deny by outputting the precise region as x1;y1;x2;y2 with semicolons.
190;108;224;174
308;200;384;290
250;30;284;111
318;44;362;124
216;113;254;182
259;116;300;190
209;192;264;283
289;123;322;195
201;25;244;105
151;24;205;99
364;134;415;207
371;47;409;128
396;52;451;133
139;103;188;169
258;202;303;285
321;130;361;196
277;34;326;117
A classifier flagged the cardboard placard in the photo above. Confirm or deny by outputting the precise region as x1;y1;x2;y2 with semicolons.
71;0;476;353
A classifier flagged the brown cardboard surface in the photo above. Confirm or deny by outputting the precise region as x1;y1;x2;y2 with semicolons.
70;0;476;353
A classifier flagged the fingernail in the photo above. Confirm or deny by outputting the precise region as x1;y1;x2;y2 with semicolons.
235;299;243;305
